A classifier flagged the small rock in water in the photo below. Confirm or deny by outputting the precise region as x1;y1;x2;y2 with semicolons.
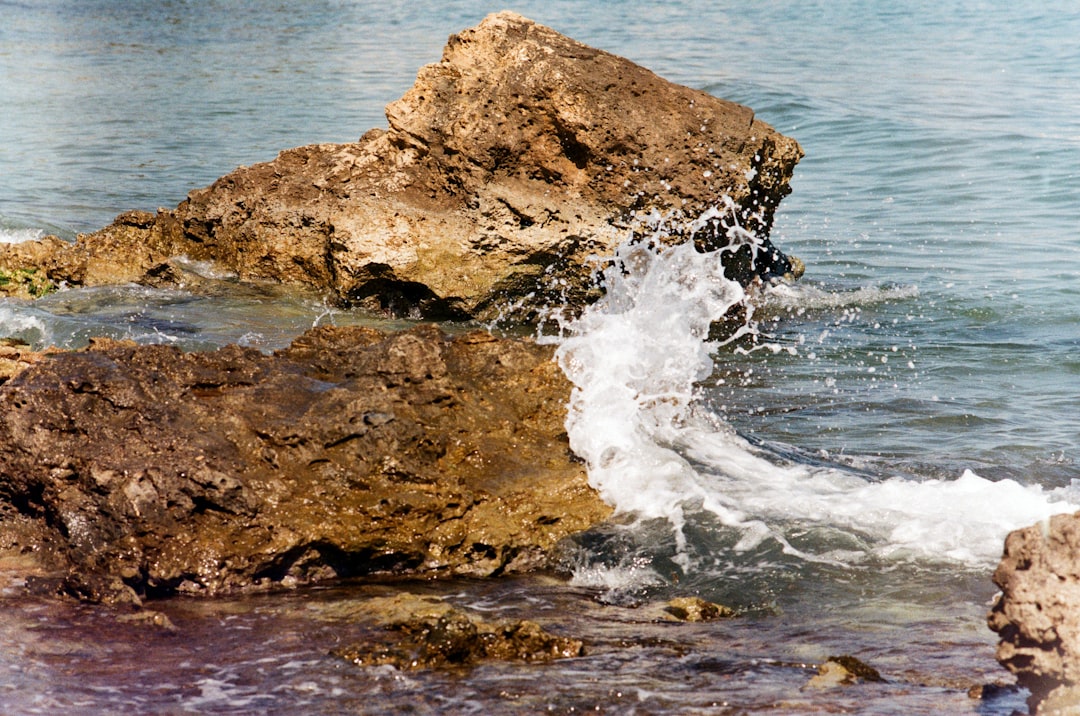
966;681;1021;701
803;655;885;690
333;594;584;670
662;596;736;622
116;609;177;631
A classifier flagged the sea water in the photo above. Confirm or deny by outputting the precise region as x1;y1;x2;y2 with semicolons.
1;1;1078;713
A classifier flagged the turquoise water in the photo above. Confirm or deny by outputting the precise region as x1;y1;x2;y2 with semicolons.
1;1;1078;712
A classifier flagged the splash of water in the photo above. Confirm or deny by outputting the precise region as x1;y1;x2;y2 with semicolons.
0;304;50;346
550;205;1076;578
0;227;44;245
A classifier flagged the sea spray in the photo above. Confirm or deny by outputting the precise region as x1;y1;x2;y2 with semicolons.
0;227;44;245
549;205;1078;588
547;206;780;574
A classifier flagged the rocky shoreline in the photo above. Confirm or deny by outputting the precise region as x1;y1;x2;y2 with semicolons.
0;9;1069;711
0;12;803;604
0;10;802;321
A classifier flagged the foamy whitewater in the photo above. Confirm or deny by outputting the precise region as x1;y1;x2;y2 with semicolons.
551;208;1077;582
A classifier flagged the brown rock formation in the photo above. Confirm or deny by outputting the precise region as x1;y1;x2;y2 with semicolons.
0;325;611;604
0;11;802;320
988;511;1080;713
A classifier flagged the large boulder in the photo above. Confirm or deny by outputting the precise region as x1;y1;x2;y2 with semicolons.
0;325;611;604
988;511;1080;713
0;11;802;319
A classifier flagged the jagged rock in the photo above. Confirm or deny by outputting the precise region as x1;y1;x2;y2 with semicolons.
989;511;1080;713
0;325;611;604
333;593;584;669
0;11;802;321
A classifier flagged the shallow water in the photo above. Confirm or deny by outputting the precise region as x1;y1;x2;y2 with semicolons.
0;571;1024;715
1;0;1078;713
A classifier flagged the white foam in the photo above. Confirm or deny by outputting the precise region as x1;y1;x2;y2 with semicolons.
552;206;1076;570
568;559;666;592
0;305;49;346
763;281;920;311
0;227;44;245
679;423;1076;565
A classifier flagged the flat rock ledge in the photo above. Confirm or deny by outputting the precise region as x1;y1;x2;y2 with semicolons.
989;511;1080;714
0;11;802;320
0;325;612;605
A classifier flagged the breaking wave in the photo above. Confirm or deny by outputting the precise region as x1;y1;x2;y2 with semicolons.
548;207;1077;581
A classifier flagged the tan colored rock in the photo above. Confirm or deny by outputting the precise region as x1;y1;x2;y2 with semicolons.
803;655;885;690
0;12;802;321
989;511;1080;712
0;340;50;384
662;595;736;622
0;325;612;604
1038;685;1080;715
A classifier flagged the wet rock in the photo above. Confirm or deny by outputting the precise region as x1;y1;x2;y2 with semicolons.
0;12;802;320
803;655;885;690
966;681;1022;701
0;340;49;385
662;596;736;622
333;593;584;670
988;511;1080;713
116;609;177;631
0;325;611;604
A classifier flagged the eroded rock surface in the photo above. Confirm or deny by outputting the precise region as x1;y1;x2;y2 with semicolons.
0;325;611;604
988;511;1080;713
0;11;802;319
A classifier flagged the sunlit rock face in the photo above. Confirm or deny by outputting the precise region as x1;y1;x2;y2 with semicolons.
989;511;1080;713
0;11;802;318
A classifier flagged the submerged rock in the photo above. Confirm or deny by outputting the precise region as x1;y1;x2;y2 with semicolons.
0;325;611;604
333;593;584;670
0;11;802;320
662;596;736;622
803;655;886;690
988;511;1080;713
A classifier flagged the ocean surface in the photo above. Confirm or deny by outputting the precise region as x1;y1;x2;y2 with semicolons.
2;1;1079;713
